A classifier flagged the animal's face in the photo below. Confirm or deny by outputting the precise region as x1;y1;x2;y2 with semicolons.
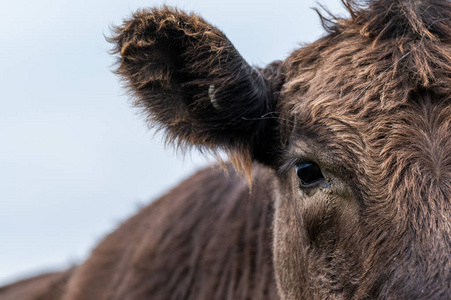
272;31;451;298
112;1;451;298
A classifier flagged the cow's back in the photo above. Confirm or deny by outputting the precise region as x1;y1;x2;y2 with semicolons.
1;164;278;299
0;270;73;300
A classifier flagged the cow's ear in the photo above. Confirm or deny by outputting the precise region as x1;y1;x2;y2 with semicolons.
110;7;284;168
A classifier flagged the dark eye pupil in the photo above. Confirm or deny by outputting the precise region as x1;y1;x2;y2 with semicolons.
296;163;324;186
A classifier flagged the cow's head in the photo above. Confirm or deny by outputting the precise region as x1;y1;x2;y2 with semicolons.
111;1;451;298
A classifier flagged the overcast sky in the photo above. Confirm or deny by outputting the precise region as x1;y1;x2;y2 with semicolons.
0;0;347;285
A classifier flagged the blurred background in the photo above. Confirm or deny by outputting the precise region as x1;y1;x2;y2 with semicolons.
0;0;347;285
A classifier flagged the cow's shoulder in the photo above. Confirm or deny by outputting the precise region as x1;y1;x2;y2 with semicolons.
64;164;278;300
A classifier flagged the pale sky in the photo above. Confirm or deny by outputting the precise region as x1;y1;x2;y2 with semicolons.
0;0;346;285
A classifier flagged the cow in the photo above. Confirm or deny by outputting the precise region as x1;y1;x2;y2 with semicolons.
1;0;450;299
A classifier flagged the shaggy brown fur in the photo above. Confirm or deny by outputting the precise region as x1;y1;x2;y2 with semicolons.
63;166;277;300
2;0;450;299
0;166;277;300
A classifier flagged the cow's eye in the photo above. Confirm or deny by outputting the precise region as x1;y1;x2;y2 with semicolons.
296;162;324;188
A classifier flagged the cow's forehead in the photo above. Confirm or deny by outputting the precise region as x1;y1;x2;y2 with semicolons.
280;0;451;113
277;21;451;190
280;1;451;129
280;34;408;139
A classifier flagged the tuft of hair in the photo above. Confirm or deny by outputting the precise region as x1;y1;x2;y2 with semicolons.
317;0;451;41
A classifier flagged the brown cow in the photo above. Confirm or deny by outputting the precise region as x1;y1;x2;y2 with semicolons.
1;0;450;299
